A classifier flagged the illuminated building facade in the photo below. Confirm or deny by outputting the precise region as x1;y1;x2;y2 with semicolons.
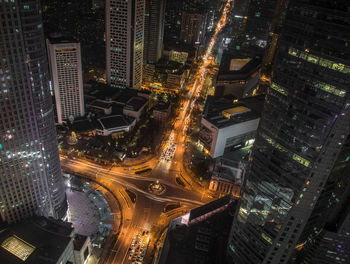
143;0;165;64
0;0;67;223
228;0;350;263
47;38;84;124
106;0;145;89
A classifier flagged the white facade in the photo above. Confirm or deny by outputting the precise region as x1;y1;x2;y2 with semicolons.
199;117;260;158
47;41;84;124
106;0;145;89
73;236;91;264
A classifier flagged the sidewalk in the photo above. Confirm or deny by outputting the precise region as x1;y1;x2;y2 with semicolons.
66;189;100;236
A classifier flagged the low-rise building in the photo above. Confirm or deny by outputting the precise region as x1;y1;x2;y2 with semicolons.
169;50;188;64
199;95;264;158
96;115;136;136
86;100;112;115
153;102;171;126
0;217;75;264
209;159;243;198
215;51;261;99
123;96;148;121
166;72;185;90
73;235;91;264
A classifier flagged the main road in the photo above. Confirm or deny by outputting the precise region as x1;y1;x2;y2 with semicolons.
61;1;233;263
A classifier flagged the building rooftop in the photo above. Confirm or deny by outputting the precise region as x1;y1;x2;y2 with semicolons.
87;100;112;109
221;106;250;119
114;90;138;105
217;51;261;81
71;118;94;132
0;217;73;264
73;235;88;251
124;96;147;112
47;33;77;44
153;102;170;112
189;195;233;222
202;95;264;129
158;196;236;264
97;115;135;130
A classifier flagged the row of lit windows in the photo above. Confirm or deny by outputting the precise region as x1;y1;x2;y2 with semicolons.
261;133;311;167
271;79;345;98
288;47;350;74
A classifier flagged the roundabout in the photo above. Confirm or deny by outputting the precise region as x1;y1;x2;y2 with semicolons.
148;180;166;195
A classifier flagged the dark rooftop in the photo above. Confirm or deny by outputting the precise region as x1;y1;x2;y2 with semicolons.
159;196;236;264
73;235;88;251
114;90;138;105
87;100;112;109
189;195;233;222
202;95;264;129
0;217;73;264
153;102;171;112
47;33;77;44
124;96;147;112
217;50;261;81
98;115;135;129
71;118;94;132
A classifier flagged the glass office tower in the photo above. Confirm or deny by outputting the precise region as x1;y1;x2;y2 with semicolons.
228;0;350;263
143;0;165;64
0;0;67;223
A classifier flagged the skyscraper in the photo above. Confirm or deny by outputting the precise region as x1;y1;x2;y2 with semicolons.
0;0;67;223
143;0;165;64
106;0;145;89
47;37;85;124
227;0;350;263
180;12;202;45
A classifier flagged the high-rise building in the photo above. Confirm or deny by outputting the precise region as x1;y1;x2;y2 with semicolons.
47;37;85;124
143;0;165;64
227;0;350;263
106;0;145;89
180;12;202;45
242;0;277;51
0;0;67;223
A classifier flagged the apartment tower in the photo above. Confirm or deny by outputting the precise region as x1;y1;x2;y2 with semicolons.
143;0;165;64
47;38;85;124
106;0;145;89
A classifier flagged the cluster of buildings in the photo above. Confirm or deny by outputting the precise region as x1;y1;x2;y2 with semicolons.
0;217;91;264
43;0;214;135
1;0;350;263
160;0;350;264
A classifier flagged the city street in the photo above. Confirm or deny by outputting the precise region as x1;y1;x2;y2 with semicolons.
61;0;233;263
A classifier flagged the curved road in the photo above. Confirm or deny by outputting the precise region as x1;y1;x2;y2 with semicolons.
61;1;233;263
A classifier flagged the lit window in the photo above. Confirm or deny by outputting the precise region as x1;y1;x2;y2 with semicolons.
270;82;287;96
1;236;35;261
288;48;350;74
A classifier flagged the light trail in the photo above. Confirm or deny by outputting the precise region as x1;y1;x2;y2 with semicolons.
63;2;234;262
161;0;233;159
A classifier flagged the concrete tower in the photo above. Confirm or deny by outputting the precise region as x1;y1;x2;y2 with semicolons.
47;37;85;124
106;0;145;89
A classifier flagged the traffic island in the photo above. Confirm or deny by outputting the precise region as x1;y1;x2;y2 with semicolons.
148;180;166;195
